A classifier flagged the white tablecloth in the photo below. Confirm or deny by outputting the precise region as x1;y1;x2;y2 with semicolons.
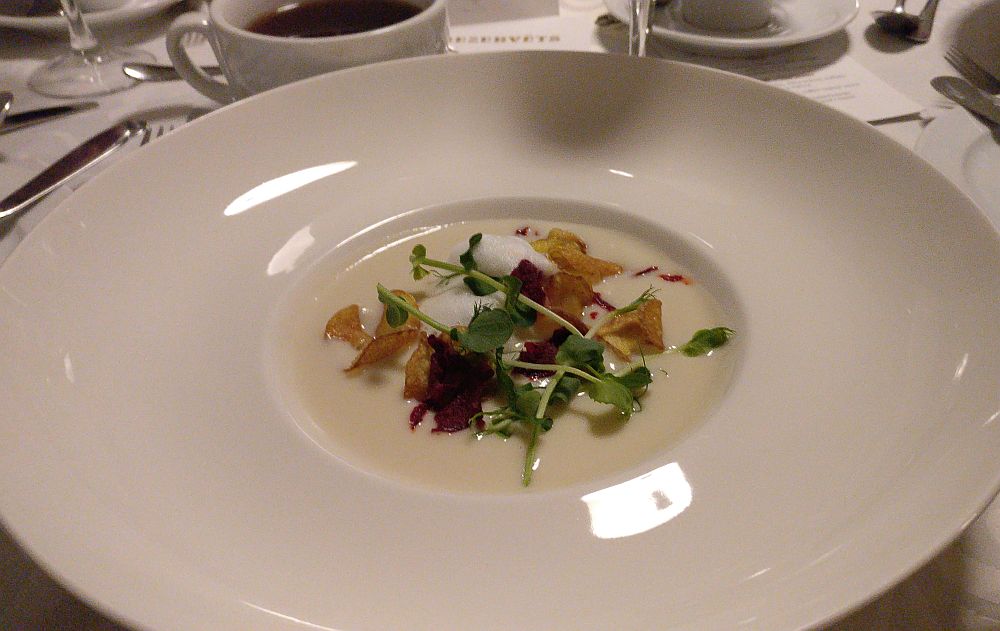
1;1;999;629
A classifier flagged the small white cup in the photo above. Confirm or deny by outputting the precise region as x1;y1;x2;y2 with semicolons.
681;0;772;31
167;0;449;104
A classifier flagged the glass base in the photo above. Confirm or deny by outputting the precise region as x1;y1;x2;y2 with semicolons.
28;45;156;98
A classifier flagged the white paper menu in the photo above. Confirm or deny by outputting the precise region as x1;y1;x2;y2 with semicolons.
449;16;923;124
447;0;561;25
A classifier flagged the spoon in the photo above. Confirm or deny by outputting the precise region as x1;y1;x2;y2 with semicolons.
906;0;940;43
0;92;12;127
122;62;222;82
872;0;919;36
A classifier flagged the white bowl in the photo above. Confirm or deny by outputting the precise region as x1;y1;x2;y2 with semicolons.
0;51;998;631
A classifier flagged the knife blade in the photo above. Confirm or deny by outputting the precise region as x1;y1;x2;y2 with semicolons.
931;76;1000;127
0;101;100;135
0;119;146;222
0;92;11;127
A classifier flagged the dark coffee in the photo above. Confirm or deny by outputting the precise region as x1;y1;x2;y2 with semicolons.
247;0;424;38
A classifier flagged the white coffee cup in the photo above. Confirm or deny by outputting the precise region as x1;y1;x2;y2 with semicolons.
166;0;449;104
681;0;772;31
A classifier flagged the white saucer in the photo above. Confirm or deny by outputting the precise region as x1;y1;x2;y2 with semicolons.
0;0;179;34
605;0;859;56
915;107;1000;231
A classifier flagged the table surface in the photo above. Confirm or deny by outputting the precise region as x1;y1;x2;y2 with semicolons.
1;0;999;629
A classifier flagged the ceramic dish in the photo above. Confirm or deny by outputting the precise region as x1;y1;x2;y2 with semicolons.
915;106;1000;230
1;51;999;631
0;0;178;33
604;0;858;56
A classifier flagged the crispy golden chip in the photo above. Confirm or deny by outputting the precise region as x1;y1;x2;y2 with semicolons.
596;299;665;359
346;329;420;371
530;227;588;255
547;245;623;285
376;289;420;337
403;332;432;400
324;304;372;349
544;271;595;316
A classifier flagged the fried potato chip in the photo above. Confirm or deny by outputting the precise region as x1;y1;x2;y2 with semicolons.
403;332;432;400
346;329;420;371
324;304;372;349
547;245;623;284
530;227;588;255
544;271;594;316
596;299;665;359
376;289;421;337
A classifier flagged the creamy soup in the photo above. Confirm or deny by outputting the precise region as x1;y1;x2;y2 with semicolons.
273;219;736;493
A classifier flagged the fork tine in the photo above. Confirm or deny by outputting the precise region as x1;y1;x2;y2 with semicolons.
946;45;1000;94
139;126;155;146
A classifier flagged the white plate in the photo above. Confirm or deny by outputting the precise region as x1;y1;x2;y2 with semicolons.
1;51;999;631
0;0;179;33
605;0;859;56
915;106;1000;231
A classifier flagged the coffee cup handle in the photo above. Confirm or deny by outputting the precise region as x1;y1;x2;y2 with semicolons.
166;12;234;104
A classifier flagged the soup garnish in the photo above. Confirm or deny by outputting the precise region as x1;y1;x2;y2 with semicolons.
325;226;733;486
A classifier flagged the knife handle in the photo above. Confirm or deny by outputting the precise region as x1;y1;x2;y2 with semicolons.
0;120;146;221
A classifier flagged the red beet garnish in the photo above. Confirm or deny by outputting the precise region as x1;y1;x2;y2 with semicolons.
409;403;428;430
515;226;531;236
413;334;495;433
510;259;546;305
433;384;492;432
660;273;687;283
592;292;616;311
513;341;558;379
634;266;659;276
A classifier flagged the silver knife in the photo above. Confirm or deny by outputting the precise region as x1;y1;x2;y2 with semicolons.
931;76;1000;127
0;101;100;135
0;119;146;222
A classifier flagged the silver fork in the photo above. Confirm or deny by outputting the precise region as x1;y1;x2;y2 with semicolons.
139;122;176;146
945;45;1000;95
137;110;205;146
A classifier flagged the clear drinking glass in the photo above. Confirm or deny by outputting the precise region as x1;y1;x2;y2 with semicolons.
27;0;154;98
628;0;653;56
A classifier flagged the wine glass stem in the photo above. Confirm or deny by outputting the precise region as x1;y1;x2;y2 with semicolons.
628;0;652;56
58;0;99;53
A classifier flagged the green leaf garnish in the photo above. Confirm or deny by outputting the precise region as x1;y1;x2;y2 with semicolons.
609;366;653;391
458;234;496;295
499;275;537;327
548;375;582;405
409;244;430;280
555;335;606;373
453;307;514;353
514;387;542;418
675;327;734;357
584;377;635;418
459;233;482;271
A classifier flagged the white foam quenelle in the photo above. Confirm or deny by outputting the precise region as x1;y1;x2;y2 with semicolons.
447;233;557;277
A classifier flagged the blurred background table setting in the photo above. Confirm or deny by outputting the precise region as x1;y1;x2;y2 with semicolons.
1;0;999;628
